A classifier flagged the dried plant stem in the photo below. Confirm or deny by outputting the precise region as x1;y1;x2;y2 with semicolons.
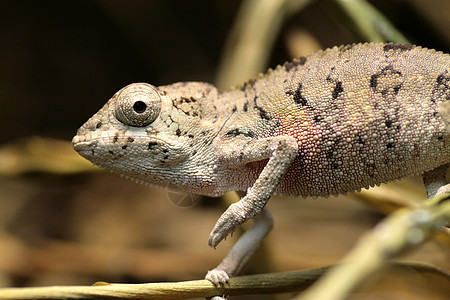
1;262;449;299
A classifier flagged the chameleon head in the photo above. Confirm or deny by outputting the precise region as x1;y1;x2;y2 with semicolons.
72;82;209;190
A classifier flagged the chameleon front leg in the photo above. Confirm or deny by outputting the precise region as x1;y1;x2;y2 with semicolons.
209;136;298;248
205;136;297;285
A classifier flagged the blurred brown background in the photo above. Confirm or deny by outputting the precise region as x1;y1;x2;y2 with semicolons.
0;1;449;299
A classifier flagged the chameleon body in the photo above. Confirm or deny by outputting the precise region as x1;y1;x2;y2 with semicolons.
73;43;450;284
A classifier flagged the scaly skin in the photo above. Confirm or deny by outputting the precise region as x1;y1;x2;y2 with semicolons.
73;43;450;284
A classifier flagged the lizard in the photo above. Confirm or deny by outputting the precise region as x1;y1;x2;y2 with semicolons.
72;42;450;285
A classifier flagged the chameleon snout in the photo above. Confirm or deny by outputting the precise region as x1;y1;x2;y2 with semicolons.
72;135;98;157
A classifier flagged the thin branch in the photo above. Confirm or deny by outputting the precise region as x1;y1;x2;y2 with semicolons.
1;262;448;299
0;267;327;299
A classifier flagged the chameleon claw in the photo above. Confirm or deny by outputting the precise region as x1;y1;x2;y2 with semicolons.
208;225;230;248
208;202;249;248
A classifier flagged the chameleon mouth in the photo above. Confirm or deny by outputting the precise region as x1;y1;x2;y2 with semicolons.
72;135;98;156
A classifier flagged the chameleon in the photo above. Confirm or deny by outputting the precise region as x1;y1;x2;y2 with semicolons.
72;42;450;284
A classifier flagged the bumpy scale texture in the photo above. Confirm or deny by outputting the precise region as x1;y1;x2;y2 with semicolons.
73;43;449;197
73;43;450;284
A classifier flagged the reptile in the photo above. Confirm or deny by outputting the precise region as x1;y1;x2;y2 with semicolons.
72;42;450;284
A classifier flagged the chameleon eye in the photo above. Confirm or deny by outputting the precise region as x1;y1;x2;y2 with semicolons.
114;83;161;127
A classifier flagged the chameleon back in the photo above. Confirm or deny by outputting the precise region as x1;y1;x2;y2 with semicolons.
229;43;450;196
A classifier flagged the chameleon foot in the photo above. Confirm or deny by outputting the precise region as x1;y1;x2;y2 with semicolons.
205;268;230;285
208;202;250;248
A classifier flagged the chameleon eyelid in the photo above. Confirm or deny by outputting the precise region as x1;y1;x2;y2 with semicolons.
114;83;162;127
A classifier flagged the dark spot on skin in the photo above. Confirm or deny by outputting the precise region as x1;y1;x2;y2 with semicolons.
332;162;339;169
243;101;248;112
299;56;306;65
436;74;447;86
96;122;102;129
127;137;134;143
226;128;255;138
148;141;158;150
176;129;181;136
340;44;355;52
163;149;169;153
232;105;237;113
284;57;306;72
437;136;443;141
287;83;308;106
370;75;377;89
370;65;402;94
284;61;297;72
385;120;392;128
383;43;414;52
241;79;257;91
239;152;244;161
326;151;333;158
163;155;169;160
386;142;395;148
432;111;438;117
226;128;240;137
432;73;450;102
246;78;256;87
358;137;365;145
256;105;271;120
192;150;197;156
366;163;376;177
253;95;271;120
122;145;127;150
113;134;119;143
313;115;323;123
188;134;194;138
284;57;307;71
332;81;344;99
